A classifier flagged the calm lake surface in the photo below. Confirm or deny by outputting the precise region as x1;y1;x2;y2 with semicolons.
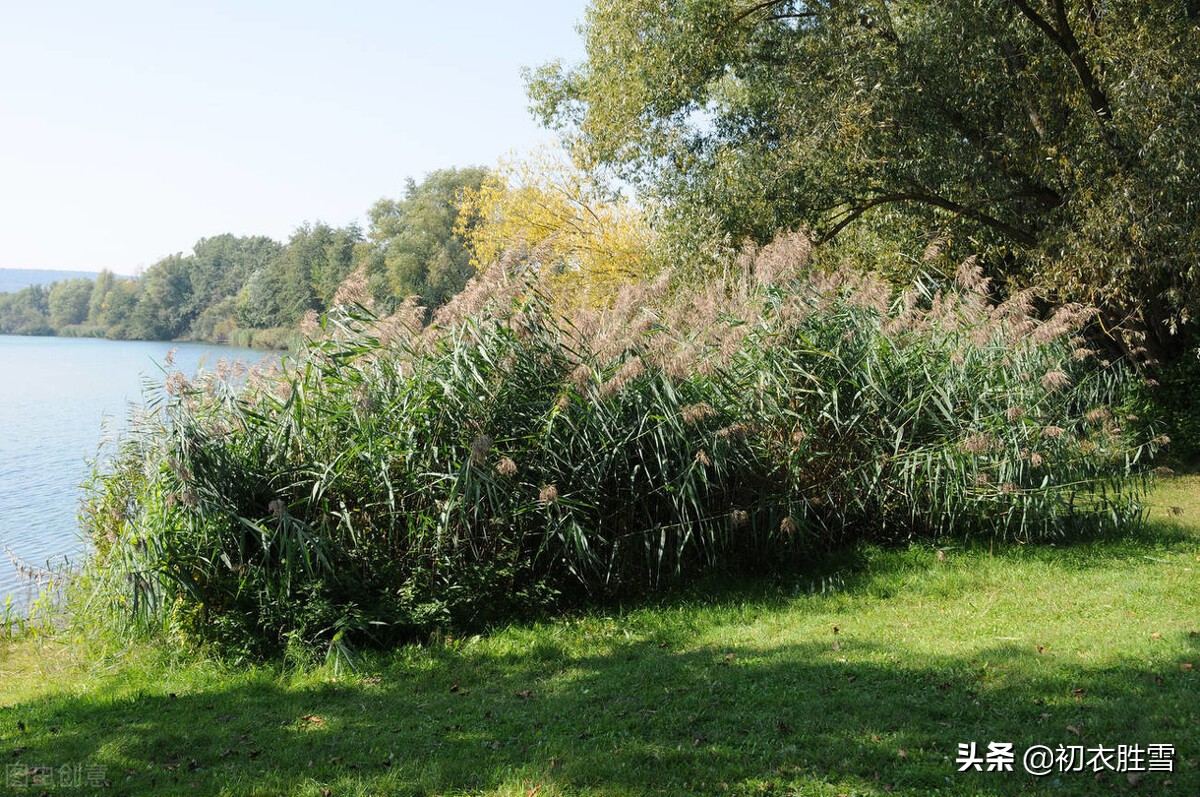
0;335;279;609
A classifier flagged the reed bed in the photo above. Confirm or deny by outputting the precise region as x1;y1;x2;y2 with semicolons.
77;234;1158;656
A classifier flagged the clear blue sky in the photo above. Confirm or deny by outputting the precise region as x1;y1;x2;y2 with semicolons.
0;1;588;274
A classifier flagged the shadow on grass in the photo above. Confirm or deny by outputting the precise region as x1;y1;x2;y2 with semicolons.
4;634;1197;796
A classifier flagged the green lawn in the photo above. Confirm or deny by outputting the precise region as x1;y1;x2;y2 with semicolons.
2;478;1198;796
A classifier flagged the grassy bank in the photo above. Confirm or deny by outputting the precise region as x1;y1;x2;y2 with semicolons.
2;477;1196;796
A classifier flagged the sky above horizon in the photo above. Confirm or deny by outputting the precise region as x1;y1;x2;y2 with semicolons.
0;1;588;275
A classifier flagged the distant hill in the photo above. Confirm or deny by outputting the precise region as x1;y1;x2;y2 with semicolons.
0;268;104;294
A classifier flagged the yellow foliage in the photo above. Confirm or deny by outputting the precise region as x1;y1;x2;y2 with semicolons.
456;147;654;307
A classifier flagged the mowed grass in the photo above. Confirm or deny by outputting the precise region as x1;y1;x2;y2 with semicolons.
1;479;1198;796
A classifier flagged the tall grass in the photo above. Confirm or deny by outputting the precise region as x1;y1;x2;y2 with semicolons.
75;234;1159;656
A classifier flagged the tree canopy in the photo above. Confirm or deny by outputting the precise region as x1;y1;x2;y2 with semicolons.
528;0;1200;356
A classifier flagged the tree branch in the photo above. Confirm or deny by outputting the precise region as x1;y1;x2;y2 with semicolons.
817;192;1040;247
732;0;797;25
1009;0;1127;159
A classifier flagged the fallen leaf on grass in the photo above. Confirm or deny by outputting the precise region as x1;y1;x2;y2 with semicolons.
1181;663;1195;671
1067;725;1082;736
1151;632;1163;639
514;690;534;700
1071;688;1086;698
298;715;325;730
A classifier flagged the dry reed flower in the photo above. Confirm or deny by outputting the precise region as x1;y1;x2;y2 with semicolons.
569;364;593;391
496;457;518;477
1030;452;1044;467
269;499;287;517
538;484;559;505
1001;482;1019;495
1154;466;1176;476
554;394;571;412
681;403;716;424
922;234;948;262
960;434;992;455
164;347;177;366
599;356;645;397
333;265;371;307
300;309;322;338
749;230;813;285
471;435;494;464
955;257;989;294
730;509;749;527
1005;406;1024;422
1085;407;1111;423
354;385;376;413
716;422;752;440
1152;435;1171;447
165;371;190;396
376;296;426;345
694;449;712;467
780;516;797;535
1041;425;1065;440
1040;370;1071;391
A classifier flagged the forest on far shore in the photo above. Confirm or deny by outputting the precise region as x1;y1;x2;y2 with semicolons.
0;167;488;349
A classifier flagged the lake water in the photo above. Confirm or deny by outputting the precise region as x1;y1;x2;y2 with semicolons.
0;335;279;610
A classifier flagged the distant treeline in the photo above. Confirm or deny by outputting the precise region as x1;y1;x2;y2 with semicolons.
0;167;486;348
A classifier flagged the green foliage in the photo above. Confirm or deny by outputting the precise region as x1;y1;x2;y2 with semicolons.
0;285;52;335
47;277;94;328
530;0;1200;354
130;254;194;340
77;235;1154;655
366;166;489;312
236;223;363;329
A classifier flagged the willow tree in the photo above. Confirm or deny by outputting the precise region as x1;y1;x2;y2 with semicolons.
529;0;1200;358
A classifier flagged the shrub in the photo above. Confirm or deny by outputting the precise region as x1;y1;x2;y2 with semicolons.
76;234;1158;656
